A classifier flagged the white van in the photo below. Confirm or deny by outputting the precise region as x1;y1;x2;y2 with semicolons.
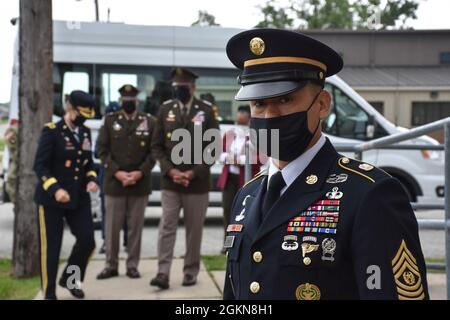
4;20;444;210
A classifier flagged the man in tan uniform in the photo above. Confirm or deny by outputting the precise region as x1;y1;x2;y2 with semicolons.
96;84;156;280
150;68;220;289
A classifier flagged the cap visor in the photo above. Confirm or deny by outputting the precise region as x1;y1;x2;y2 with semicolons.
235;81;308;101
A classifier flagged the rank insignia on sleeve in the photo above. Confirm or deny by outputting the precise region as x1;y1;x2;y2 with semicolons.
391;239;425;300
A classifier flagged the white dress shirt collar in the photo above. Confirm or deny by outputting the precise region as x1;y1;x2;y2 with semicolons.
268;134;326;195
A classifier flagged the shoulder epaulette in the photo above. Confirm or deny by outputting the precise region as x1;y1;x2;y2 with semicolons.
44;122;56;129
242;169;268;188
337;156;391;183
202;99;212;106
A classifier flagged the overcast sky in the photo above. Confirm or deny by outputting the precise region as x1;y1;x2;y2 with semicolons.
0;0;449;103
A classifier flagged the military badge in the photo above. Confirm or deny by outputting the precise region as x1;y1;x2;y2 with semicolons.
281;235;299;251
321;238;337;262
223;235;235;249
137;118;149;132
235;195;251;222
326;173;348;184
81;138;91;151
301;242;320;265
249;37;265;56
113;121;122;131
227;224;243;232
192;111;205;124
65;160;71;168
306;174;318;185
295;283;321;300
326;187;343;200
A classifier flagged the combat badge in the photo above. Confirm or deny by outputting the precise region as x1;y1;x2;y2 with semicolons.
326;173;348;184
321;238;336;262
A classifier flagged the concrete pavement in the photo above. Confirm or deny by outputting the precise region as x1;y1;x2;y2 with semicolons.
35;258;222;300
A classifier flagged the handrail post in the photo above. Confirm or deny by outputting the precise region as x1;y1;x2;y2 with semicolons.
445;122;450;299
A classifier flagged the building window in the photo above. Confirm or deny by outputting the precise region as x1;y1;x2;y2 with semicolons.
440;52;450;64
412;101;450;126
369;101;384;115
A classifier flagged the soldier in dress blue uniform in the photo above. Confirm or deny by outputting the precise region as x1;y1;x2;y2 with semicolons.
223;29;429;300
34;90;99;300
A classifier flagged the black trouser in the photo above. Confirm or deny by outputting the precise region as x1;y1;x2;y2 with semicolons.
222;173;241;239
37;201;96;298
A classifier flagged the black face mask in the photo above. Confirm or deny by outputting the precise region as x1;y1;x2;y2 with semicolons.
122;101;136;114
173;85;191;104
73;115;86;126
249;92;321;162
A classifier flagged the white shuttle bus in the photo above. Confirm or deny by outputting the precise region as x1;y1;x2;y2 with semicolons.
5;20;444;216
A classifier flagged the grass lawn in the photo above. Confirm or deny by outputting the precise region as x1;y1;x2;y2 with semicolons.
202;255;227;272
426;258;446;274
0;259;41;300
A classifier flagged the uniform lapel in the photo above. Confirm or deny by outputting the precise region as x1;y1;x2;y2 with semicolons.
129;113;142;133
62;121;81;149
253;139;339;245
173;101;184;126
240;176;267;242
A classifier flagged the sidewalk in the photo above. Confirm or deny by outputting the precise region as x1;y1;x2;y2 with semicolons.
35;259;447;299
35;258;222;300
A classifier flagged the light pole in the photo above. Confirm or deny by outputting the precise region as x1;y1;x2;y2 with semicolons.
76;0;99;22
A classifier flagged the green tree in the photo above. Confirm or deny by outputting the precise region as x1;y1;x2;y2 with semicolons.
256;0;421;30
191;10;220;27
256;0;294;28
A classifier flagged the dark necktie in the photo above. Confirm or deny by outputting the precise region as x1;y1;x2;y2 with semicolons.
261;171;286;222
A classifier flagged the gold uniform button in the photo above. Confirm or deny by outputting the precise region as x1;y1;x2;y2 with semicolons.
77;159;81;163
74;176;79;180
78;151;82;155
253;251;263;263
75;168;80;172
250;281;260;294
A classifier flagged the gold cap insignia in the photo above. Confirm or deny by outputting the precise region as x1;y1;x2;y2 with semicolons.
249;37;265;56
125;85;132;92
295;283;321;300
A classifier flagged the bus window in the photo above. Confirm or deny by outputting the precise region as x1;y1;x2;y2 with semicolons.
99;68;157;114
62;71;89;105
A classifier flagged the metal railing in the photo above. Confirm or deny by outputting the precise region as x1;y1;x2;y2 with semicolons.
244;116;450;299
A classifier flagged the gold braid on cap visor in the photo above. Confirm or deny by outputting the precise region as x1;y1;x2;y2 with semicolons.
244;56;327;72
77;106;95;119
